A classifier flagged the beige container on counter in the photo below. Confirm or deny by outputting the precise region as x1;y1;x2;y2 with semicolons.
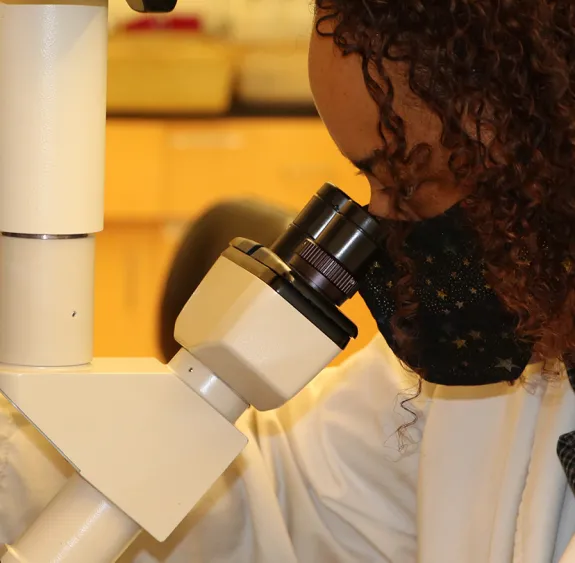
107;32;233;114
235;41;312;107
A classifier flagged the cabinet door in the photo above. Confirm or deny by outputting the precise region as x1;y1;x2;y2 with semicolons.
164;118;370;218
105;120;166;221
94;223;173;358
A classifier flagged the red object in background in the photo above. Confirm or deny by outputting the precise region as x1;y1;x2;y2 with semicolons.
124;16;202;32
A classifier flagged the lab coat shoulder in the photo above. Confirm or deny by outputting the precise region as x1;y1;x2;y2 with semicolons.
0;395;73;546
124;335;427;563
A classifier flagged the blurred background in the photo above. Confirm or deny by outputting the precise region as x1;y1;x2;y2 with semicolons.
99;0;376;364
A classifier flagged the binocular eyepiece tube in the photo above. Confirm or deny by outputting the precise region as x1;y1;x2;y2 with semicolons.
225;183;382;350
272;182;383;307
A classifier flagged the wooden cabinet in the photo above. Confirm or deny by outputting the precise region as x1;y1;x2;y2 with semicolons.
94;224;172;358
104;120;166;221
164;119;365;216
98;117;377;364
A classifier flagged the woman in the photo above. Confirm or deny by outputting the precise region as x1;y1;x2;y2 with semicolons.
3;1;575;561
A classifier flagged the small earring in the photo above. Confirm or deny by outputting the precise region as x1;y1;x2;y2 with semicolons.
404;185;416;199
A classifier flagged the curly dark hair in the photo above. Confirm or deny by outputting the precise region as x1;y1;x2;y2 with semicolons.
315;0;575;372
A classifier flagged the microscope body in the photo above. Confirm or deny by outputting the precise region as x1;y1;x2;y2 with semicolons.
0;236;344;547
0;179;381;562
175;240;349;411
0;0;381;555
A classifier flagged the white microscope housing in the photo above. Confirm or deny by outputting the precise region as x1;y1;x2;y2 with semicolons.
0;0;382;559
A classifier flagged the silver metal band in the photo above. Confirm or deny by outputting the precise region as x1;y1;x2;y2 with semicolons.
1;232;90;240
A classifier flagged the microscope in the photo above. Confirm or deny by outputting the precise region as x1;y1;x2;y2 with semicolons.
0;0;381;561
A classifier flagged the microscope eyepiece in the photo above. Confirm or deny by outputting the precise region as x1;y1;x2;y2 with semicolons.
224;184;382;349
272;183;382;306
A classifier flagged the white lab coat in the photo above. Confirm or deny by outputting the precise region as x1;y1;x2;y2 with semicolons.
2;334;575;562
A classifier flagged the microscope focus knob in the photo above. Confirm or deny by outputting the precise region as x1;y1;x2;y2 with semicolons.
291;238;356;305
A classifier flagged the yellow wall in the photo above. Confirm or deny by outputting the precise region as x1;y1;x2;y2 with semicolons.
99;117;378;364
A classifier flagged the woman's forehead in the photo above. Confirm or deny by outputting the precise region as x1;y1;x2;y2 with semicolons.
308;27;383;165
308;24;444;165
